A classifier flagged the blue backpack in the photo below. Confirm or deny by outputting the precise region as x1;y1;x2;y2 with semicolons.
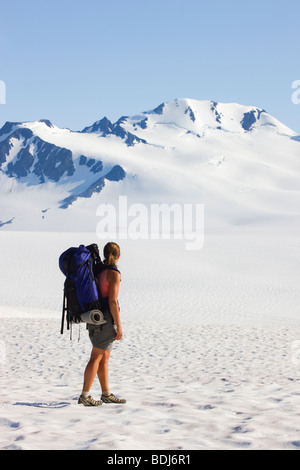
59;243;103;334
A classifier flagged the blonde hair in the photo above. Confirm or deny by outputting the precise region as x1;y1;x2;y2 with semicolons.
103;242;120;267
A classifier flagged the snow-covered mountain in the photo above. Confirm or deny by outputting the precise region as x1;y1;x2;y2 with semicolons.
0;98;299;231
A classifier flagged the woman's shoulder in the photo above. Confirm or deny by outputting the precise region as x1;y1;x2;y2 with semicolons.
106;266;121;282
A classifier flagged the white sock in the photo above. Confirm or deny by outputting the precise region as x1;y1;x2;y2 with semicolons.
102;390;110;397
81;390;90;398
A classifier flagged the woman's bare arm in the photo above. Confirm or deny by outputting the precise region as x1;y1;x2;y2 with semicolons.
107;270;122;340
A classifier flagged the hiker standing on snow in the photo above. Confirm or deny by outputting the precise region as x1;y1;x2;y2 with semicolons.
78;242;126;406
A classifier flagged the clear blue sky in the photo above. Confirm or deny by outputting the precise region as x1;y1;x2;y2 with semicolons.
1;0;299;132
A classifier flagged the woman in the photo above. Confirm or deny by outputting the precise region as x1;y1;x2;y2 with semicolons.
78;242;126;406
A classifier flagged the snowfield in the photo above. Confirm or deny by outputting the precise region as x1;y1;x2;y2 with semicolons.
0;226;299;450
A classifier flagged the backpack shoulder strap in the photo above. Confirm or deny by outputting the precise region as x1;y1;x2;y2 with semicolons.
99;265;120;274
98;265;121;283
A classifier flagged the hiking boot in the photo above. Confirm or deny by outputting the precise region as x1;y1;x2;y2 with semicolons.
78;394;102;406
101;393;126;404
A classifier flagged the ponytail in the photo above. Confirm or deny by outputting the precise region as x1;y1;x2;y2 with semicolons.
103;242;120;267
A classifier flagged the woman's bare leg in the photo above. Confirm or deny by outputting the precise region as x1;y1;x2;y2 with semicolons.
97;350;111;393
82;347;105;393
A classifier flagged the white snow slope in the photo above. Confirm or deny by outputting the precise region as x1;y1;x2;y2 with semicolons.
0;98;300;232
